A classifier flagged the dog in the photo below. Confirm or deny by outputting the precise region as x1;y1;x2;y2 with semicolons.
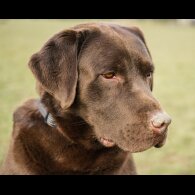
0;23;171;175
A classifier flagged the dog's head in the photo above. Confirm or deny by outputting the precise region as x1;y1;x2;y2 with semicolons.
29;23;171;153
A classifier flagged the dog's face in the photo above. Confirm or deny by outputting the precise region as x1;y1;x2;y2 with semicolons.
29;23;171;153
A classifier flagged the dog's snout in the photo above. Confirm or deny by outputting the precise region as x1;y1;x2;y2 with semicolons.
150;112;171;134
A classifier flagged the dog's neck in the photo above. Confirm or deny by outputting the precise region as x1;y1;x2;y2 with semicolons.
38;93;125;153
38;94;105;151
33;97;129;174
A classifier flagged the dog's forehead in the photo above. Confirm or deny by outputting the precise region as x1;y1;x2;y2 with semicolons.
78;23;152;72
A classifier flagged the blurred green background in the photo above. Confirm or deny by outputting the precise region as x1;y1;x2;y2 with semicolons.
0;19;195;174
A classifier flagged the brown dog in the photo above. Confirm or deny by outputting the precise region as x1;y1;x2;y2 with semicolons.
0;23;171;175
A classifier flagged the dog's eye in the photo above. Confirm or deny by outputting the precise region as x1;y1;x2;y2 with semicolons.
146;72;152;78
102;72;116;79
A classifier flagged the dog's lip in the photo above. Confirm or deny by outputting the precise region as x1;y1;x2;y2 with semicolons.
154;133;167;148
154;138;165;148
99;137;115;147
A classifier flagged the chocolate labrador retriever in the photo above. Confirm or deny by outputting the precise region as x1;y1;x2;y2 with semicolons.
0;23;171;175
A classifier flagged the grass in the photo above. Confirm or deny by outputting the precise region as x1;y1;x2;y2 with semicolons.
0;19;195;174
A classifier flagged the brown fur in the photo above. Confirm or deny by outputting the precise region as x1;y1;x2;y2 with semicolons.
0;23;171;175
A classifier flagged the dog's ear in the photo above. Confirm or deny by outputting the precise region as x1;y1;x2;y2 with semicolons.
126;26;152;58
110;24;151;57
129;26;153;90
29;30;85;109
128;26;146;44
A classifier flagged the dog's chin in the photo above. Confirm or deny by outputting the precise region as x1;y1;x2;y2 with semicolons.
98;133;167;152
98;137;152;152
117;142;153;153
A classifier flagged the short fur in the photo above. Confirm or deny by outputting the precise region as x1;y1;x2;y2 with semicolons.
1;23;169;174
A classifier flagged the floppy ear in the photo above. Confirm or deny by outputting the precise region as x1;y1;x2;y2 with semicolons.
29;30;84;109
129;26;153;90
128;26;146;44
127;26;152;58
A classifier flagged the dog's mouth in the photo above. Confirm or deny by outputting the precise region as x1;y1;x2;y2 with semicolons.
98;131;168;150
99;135;167;150
154;133;167;148
154;139;166;148
99;137;115;147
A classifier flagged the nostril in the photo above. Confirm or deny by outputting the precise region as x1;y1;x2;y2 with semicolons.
150;112;171;134
152;118;165;128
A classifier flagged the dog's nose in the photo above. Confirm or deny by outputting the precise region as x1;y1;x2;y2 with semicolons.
150;112;171;134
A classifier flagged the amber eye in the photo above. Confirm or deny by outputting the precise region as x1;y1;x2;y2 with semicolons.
102;72;116;79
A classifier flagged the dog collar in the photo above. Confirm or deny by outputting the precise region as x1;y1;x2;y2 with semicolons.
38;101;56;128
